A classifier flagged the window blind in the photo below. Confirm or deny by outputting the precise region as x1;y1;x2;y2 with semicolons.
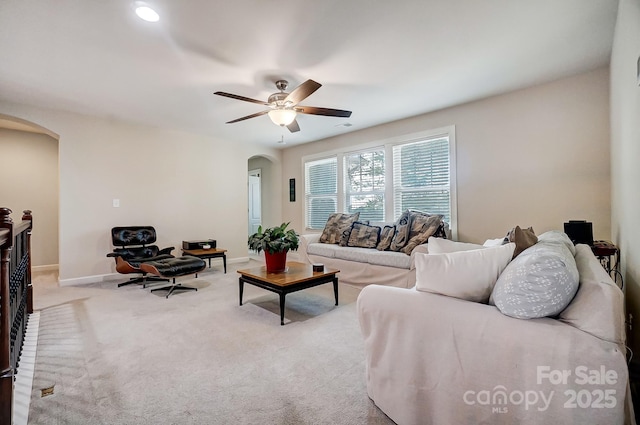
392;137;450;223
305;157;338;229
344;149;385;222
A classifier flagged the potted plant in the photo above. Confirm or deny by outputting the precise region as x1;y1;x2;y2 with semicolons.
248;222;300;273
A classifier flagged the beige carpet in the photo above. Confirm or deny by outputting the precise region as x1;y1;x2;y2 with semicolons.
27;261;394;424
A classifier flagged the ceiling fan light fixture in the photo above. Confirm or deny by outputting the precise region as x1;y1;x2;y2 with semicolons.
268;109;297;126
134;3;160;22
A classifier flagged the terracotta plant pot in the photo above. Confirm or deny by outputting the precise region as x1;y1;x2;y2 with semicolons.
264;250;288;273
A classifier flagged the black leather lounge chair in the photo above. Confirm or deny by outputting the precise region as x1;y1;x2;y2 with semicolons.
107;226;175;287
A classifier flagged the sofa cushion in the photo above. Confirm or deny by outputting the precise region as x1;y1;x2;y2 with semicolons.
427;237;484;253
400;213;443;255
365;249;412;269
491;233;579;319
333;245;375;264
415;243;516;303
347;222;381;248
506;225;538;258
377;225;395;251
559;244;625;344
307;242;412;270
307;242;337;258
319;212;360;244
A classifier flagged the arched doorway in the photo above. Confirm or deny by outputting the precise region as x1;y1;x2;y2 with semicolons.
247;155;277;237
0;114;60;271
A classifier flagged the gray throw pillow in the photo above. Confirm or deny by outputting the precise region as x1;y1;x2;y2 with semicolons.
319;213;360;244
491;238;579;319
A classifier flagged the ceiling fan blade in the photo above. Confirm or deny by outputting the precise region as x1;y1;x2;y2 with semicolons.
284;80;322;105
295;106;352;118
287;119;300;133
226;110;269;124
214;91;269;106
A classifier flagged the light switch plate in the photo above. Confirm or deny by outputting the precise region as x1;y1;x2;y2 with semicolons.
112;199;120;208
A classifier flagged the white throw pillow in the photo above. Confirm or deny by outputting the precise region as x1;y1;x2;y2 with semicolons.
427;237;484;253
415;243;516;303
483;238;506;247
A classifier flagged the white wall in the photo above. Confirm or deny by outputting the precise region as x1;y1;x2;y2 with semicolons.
611;0;640;352
0;128;59;267
0;101;282;283
282;68;611;244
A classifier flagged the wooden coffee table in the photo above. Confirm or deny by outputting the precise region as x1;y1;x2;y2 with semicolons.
182;248;227;273
237;261;339;325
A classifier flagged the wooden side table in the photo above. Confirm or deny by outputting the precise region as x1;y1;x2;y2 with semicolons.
182;248;227;273
591;241;622;289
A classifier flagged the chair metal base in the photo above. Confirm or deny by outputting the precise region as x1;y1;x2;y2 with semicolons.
150;278;198;299
117;275;169;288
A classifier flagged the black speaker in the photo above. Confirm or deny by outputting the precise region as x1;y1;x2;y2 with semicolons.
563;221;593;245
182;239;216;250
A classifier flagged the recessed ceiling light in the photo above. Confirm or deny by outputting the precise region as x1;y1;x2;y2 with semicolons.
134;3;159;22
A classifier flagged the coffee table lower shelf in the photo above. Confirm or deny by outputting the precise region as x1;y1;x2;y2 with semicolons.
237;262;339;326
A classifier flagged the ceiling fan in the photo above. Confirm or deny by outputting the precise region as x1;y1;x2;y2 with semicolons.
214;79;352;133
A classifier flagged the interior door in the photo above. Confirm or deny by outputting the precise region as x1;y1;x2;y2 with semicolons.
248;169;262;235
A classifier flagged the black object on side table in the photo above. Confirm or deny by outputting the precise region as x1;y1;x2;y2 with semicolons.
591;240;623;289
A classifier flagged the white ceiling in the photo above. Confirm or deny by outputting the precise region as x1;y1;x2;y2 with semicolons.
0;0;619;147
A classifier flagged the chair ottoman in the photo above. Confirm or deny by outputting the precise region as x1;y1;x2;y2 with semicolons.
139;256;206;298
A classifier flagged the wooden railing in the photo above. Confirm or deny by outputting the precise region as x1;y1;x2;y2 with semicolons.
0;208;33;425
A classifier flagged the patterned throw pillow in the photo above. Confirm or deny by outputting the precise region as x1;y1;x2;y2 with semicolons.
400;212;444;255
319;212;360;244
346;222;381;248
338;225;353;247
377;225;395;251
389;210;412;251
491;235;579;319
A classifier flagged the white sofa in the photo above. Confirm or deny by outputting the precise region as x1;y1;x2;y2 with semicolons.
299;232;429;288
357;242;634;425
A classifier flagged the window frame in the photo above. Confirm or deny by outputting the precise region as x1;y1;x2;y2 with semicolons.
302;125;457;238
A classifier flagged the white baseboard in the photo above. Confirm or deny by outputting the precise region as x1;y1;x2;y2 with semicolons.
229;256;250;264
59;256;251;286
33;264;59;272
59;273;121;287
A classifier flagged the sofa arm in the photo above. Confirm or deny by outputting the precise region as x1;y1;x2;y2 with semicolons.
300;233;321;252
298;233;321;264
409;243;429;269
357;285;629;425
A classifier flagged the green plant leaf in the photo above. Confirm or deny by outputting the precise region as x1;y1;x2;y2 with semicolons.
248;222;299;254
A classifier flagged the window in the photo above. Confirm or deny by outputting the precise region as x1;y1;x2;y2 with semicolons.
303;126;456;236
344;149;385;222
392;137;451;223
305;157;337;229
